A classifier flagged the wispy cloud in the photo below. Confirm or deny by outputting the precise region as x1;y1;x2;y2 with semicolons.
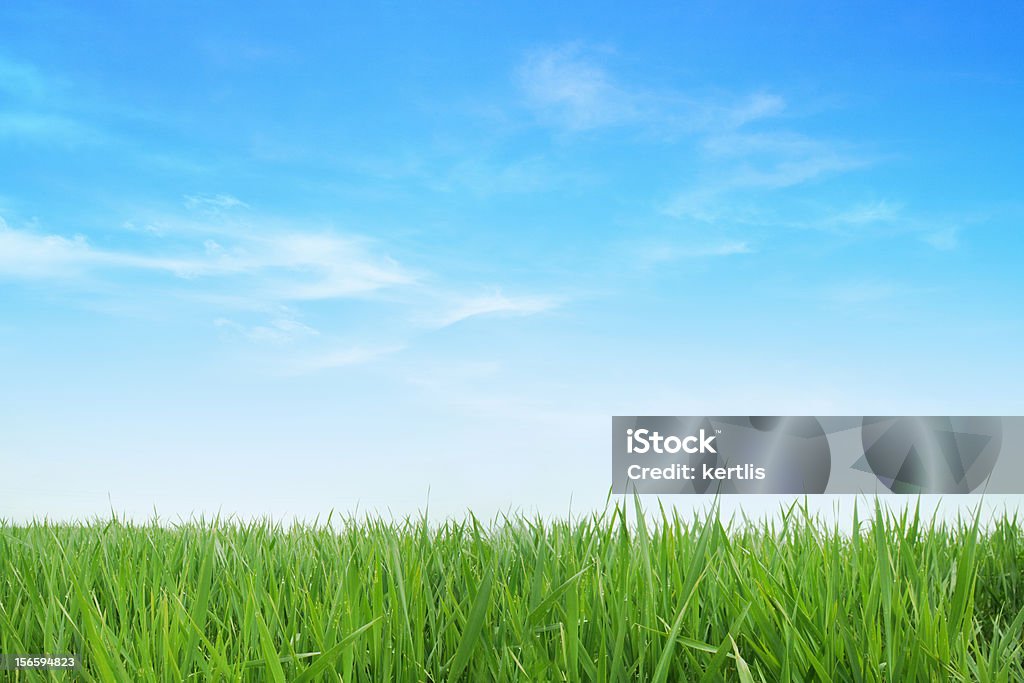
701;131;833;159
639;240;753;264
665;140;871;222
825;200;904;227
510;43;897;277
2;206;563;373
0;111;101;143
431;292;560;328
292;344;405;373
722;93;787;128
184;194;250;211
0;215;416;298
516;44;785;135
513;44;880;260
826;280;902;304
815;203;968;250
252;233;416;300
923;226;959;251
214;316;319;344
428;156;591;196
517;44;639;131
728;155;869;191
0;218;95;278
0;56;102;145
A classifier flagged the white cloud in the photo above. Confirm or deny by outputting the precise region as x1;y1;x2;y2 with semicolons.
517;44;785;135
518;45;638;131
0;58;101;145
816;204;965;250
2;213;565;373
214;316;319;344
121;220;168;237
702;131;832;159
0;218;415;299
257;233;416;300
827;280;900;304
723;93;787;128
923;226;959;251
0;219;98;278
0;112;98;142
728;155;869;190
664;146;870;221
431;156;589;196
293;344;405;373
184;194;249;211
432;292;559;328
826;200;903;226
641;240;753;264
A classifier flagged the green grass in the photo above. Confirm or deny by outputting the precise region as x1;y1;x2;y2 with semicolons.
2;500;1024;681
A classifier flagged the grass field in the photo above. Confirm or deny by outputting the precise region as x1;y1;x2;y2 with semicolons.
2;501;1024;682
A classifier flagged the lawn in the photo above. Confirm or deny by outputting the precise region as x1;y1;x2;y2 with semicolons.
2;501;1023;681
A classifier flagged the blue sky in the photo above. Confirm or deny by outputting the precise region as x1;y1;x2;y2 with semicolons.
2;2;1023;520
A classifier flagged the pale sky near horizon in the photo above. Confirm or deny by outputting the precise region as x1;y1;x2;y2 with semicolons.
2;2;1023;522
